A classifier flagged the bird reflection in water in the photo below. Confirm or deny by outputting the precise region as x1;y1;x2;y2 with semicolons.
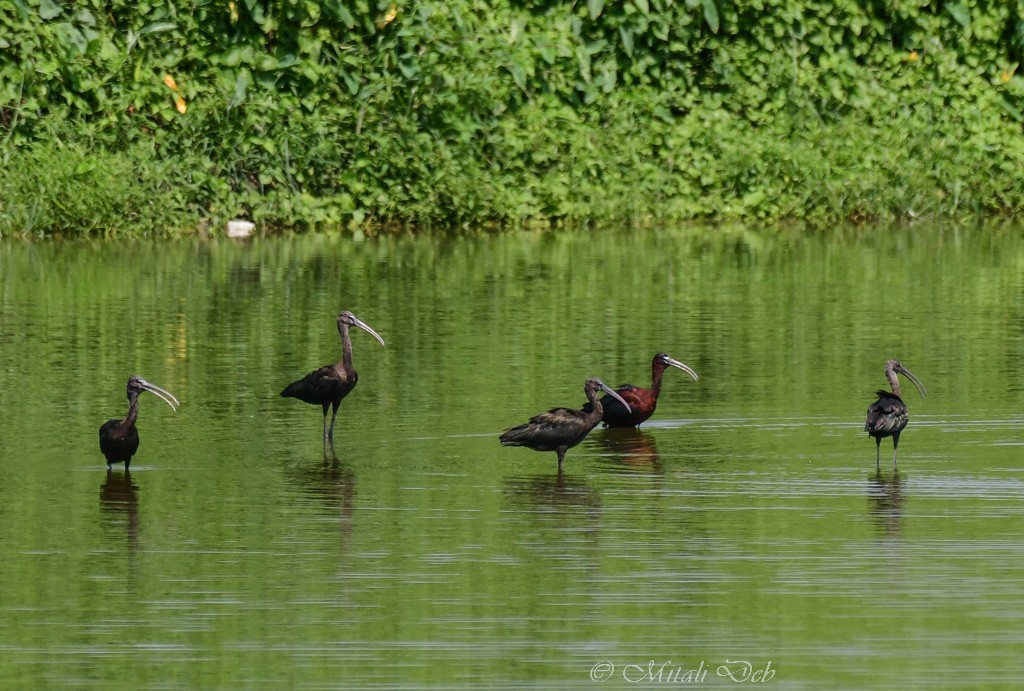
287;458;357;546
100;469;140;550
502;472;602;559
593;428;662;473
324;437;339;464
503;471;601;516
867;470;904;538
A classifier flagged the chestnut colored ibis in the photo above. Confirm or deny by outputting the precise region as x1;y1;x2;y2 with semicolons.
584;353;699;427
865;359;926;470
281;310;385;440
99;376;179;470
499;378;631;467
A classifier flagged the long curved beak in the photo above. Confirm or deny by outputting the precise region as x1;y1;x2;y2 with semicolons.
139;378;180;411
896;366;927;398
665;357;699;381
598;382;631;414
352;316;386;347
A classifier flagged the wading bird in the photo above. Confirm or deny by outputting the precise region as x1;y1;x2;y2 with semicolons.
865;359;927;470
99;376;179;470
500;378;631;468
584;353;699;427
281;311;385;440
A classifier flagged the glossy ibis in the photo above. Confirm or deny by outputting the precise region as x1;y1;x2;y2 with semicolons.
585;353;699;427
281;310;385;440
99;376;179;470
865;359;926;470
499;378;631;468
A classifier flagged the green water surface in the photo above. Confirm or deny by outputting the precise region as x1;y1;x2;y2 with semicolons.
2;225;1024;688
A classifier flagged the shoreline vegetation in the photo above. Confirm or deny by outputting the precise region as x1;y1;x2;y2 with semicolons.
2;1;1024;237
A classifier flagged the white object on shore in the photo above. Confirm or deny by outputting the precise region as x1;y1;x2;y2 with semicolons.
226;219;255;238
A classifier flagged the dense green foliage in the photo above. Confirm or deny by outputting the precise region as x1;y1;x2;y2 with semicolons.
3;0;1024;235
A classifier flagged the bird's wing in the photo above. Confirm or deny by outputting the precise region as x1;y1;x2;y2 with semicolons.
282;365;352;400
501;408;587;448
865;392;907;433
532;407;588;424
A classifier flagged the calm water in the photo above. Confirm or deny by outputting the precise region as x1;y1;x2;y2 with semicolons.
2;225;1024;687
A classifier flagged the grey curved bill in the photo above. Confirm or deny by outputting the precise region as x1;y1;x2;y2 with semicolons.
898;366;927;398
665;357;699;381
352;316;386;347
598;381;631;414
139;379;180;411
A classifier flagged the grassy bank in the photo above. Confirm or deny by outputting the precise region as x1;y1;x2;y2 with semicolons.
2;1;1024;236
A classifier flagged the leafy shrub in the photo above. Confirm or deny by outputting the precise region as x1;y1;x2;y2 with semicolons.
2;0;1024;235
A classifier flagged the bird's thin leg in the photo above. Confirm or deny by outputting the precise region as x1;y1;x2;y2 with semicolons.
875;438;881;471
321;403;330;440
322;435;339;464
892;432;900;470
557;447;566;468
107;461;112;471
125;459;131;471
327;400;341;440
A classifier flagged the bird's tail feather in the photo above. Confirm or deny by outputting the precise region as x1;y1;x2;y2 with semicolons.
499;427;528;446
281;381;303;398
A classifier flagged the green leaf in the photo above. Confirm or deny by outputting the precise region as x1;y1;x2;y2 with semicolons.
74;160;97;175
342;73;359;95
332;2;355;27
221;47;254;67
11;0;29;22
587;0;604;20
601;65;617;93
999;94;1023;122
702;0;719;34
57;22;87;55
139;21;178;36
619;26;634;56
75;9;95;26
261;54;299;71
742;189;767;209
229;70;251;108
509;63;527;91
946;3;970;28
38;0;62;20
397;59;418;79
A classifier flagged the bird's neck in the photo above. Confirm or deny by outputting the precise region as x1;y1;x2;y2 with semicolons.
887;370;902;397
585;389;603;424
124;394;140;428
340;325;354;369
650;366;665;396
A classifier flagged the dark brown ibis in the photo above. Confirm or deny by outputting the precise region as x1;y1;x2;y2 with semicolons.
499;378;631;468
584;353;699;427
865;359;926;470
281;310;385;440
99;376;179;470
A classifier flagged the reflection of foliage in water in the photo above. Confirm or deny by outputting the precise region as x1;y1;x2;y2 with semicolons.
4;224;1024;441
